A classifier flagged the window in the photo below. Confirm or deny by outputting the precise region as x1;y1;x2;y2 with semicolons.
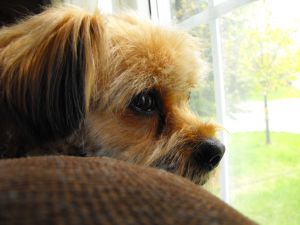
173;0;300;224
221;2;300;224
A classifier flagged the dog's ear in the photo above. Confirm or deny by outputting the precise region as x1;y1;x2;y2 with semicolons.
0;7;107;141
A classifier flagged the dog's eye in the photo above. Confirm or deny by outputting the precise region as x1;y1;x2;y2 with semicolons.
130;91;157;114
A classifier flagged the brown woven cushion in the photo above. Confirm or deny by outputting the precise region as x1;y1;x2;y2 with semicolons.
0;156;256;225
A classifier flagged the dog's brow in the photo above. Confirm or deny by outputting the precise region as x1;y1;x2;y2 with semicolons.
153;90;165;137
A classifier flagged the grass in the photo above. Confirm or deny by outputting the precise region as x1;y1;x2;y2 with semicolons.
228;132;300;225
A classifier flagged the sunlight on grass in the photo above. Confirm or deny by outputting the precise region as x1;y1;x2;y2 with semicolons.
228;132;300;225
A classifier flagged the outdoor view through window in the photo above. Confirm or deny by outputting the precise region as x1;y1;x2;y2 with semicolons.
171;1;300;224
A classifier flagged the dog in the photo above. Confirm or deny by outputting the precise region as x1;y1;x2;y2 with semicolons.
0;6;225;185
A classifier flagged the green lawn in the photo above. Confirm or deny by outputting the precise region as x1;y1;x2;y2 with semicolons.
228;132;300;225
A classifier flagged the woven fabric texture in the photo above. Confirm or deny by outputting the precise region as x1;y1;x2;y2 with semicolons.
0;156;256;225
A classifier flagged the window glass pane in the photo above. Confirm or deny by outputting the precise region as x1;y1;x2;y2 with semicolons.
111;0;150;18
112;0;137;11
190;24;221;196
64;0;98;11
213;0;226;5
189;25;216;120
221;0;300;224
170;0;208;23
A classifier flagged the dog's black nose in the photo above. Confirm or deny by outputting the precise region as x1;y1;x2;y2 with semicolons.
192;138;225;171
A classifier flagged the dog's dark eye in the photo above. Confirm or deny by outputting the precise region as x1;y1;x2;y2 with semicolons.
130;91;157;114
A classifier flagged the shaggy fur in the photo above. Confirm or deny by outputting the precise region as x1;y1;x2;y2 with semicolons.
0;6;223;184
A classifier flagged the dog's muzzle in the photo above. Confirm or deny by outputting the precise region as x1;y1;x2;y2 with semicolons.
191;138;225;171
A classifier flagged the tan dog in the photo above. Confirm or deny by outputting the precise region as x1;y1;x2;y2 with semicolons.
0;6;225;185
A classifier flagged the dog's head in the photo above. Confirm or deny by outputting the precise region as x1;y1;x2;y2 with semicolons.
0;7;224;184
86;13;225;185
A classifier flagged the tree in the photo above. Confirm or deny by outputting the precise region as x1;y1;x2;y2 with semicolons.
173;0;299;143
172;0;207;23
219;0;299;144
237;1;297;144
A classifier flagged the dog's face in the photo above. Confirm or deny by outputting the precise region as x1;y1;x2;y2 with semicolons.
85;15;225;185
0;7;224;184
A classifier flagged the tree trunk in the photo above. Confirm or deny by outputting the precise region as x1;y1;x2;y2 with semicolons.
264;93;271;144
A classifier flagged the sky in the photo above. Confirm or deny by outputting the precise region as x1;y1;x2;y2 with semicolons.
268;0;300;28
248;0;300;45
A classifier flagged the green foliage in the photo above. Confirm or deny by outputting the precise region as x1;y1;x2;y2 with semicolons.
243;27;296;94
249;86;300;100
189;24;216;118
296;49;300;72
171;0;207;23
222;1;298;101
176;0;300;119
189;76;216;118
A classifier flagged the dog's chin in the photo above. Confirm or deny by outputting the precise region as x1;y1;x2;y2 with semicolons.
153;162;211;185
179;168;210;186
190;173;210;185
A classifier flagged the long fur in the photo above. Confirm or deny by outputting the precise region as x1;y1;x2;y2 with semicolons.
0;7;106;141
0;6;223;184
